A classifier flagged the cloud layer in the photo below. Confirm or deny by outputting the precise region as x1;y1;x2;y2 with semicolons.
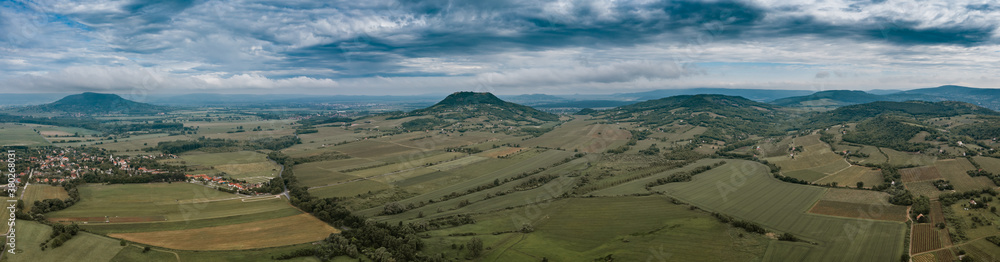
1;0;997;94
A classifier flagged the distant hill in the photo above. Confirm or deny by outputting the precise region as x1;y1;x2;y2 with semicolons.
888;85;1000;110
613;88;813;102
809;100;998;126
607;94;786;140
0;93;69;106
771;85;1000;111
533;100;636;108
411;92;558;122
771;90;887;107
28;92;170;115
500;94;569;106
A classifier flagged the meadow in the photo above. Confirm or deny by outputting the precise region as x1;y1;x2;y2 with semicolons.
0;123;50;146
813;166;883;188
521;118;631;153
467;196;771;262
46;183;299;230
5;221;125;262
109;214;339;250
934;158;991;191
23;184;70;211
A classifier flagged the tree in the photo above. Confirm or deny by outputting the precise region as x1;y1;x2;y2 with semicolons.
120;240;127;246
370;247;395;262
857;181;864;189
143;246;151;253
467;237;484;258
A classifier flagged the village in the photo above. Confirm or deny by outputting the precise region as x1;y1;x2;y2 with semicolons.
10;147;265;194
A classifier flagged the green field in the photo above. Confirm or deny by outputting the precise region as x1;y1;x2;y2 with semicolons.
935;158;992;191
294;158;373;187
765;135;849;182
653;160;907;262
179;151;281;183
882;148;936;166
972;156;1000;174
5;220;125;262
521;118;631;153
5;220;323;262
179;151;271;166
813;165;883;188
46;183;298;230
437;196;771;261
23;184;70;212
356;149;577;218
0;123;50;146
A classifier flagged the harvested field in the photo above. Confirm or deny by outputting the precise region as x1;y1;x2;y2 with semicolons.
911;224;942;254
109;214;340;250
900;166;943;183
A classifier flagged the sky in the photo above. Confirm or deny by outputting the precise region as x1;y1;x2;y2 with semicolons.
0;0;998;95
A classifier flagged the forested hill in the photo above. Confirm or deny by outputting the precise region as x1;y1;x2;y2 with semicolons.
771;90;886;107
808;100;998;126
25;92;171;115
410;92;558;122
605;94;787;141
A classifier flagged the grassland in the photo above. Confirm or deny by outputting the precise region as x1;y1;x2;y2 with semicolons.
179;151;271;166
934;158;991;191
947;193;999;240
813;166;882;188
294;158;373;187
109;245;179;262
355;149;577;218
4;220;125;262
179;151;281;183
521;118;631;153
954;238;1000;262
882;148;937;166
972;156;1000;174
806;188;907;222
765;134;849;182
652;160;907;262
900;166;943;183
0;123;50;146
426;196;770;262
109;214;338;250
906;180;946;199
46;183;297;228
23;184;70;211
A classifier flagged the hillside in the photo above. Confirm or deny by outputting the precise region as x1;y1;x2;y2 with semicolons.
772;85;1000;111
606;94;787;140
771;90;887;107
26;92;170;115
888;85;1000;110
411;92;558;122
809;100;998;126
613;88;812;102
